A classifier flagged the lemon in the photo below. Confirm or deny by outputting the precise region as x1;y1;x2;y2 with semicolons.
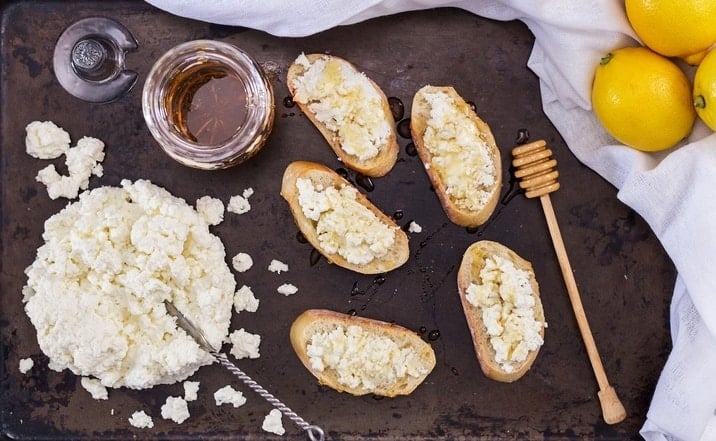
591;46;695;152
693;48;716;131
625;0;716;65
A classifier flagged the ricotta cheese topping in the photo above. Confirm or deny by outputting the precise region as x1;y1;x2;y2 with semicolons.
268;259;289;274
290;53;392;162
421;90;497;212
22;179;235;389
234;285;259;313
231;252;254;273
465;255;546;373
277;283;298;296
296;178;396;266
306;324;429;392
35;136;105;200
196;196;225;226
183;380;200;402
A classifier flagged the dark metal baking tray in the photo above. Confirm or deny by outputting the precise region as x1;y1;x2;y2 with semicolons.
1;1;676;439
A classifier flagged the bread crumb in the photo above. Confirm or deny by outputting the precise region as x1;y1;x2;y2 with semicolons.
268;259;288;274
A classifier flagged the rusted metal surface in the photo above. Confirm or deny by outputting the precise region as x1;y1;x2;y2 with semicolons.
1;1;675;439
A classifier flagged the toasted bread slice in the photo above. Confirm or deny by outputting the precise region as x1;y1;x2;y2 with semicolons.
290;309;436;397
280;160;409;274
287;53;399;177
410;85;502;227
457;240;546;382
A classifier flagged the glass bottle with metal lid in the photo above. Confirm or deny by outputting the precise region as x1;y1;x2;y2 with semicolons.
142;40;275;170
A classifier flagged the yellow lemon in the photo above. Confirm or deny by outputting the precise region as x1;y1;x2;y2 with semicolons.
591;46;695;152
625;0;716;65
693;48;716;131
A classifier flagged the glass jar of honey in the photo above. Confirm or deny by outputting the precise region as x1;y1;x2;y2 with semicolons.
142;40;275;169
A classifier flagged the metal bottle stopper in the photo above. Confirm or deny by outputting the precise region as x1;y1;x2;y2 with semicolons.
53;17;138;103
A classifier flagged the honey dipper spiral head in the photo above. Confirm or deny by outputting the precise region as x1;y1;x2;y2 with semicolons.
511;140;560;199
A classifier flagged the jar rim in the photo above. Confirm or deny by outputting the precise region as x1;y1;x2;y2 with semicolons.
142;40;275;169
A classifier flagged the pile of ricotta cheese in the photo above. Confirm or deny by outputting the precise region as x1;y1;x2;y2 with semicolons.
22;179;235;389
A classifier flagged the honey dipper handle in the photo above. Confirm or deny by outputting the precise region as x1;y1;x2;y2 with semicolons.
539;194;627;425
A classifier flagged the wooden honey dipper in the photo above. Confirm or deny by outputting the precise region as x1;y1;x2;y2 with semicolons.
512;140;626;425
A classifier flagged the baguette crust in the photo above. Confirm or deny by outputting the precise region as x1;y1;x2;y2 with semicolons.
410;85;502;227
290;309;436;397
457;240;545;382
287;53;399;177
280;160;409;274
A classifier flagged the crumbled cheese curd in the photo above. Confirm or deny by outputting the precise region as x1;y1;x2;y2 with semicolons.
291;53;392;161
22;179;235;389
35;136;105;200
262;409;285;435
234;285;259;313
214;385;247;408
18;358;34;374
228;328;261;359
465;255;545;373
268;259;289;274
277;283;298;296
227;188;254;215
183;380;200;401
407;221;423;233
161;396;190;424
232;252;254;272
196;196;225;226
81;377;109;400
306;325;429;392
422;90;496;211
128;410;154;429
25;120;71;159
296;178;396;265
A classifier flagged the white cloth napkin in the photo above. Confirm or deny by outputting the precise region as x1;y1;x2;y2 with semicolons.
146;1;716;439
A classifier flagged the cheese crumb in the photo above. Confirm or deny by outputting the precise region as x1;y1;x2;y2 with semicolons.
196;196;225;226
262;409;286;435
128;410;154;429
268;259;289;274
227;188;254;215
422;90;497;211
290;54;392;162
213;385;247;408
34;136;105;200
161;396;190;424
25;121;71;159
307;324;429;392
228;328;261;359
277;283;298;296
183;380;200;402
232;252;254;272
465;255;545;373
296;178;396;265
18;358;34;374
407;221;422;233
234;285;259;313
81;377;108;400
